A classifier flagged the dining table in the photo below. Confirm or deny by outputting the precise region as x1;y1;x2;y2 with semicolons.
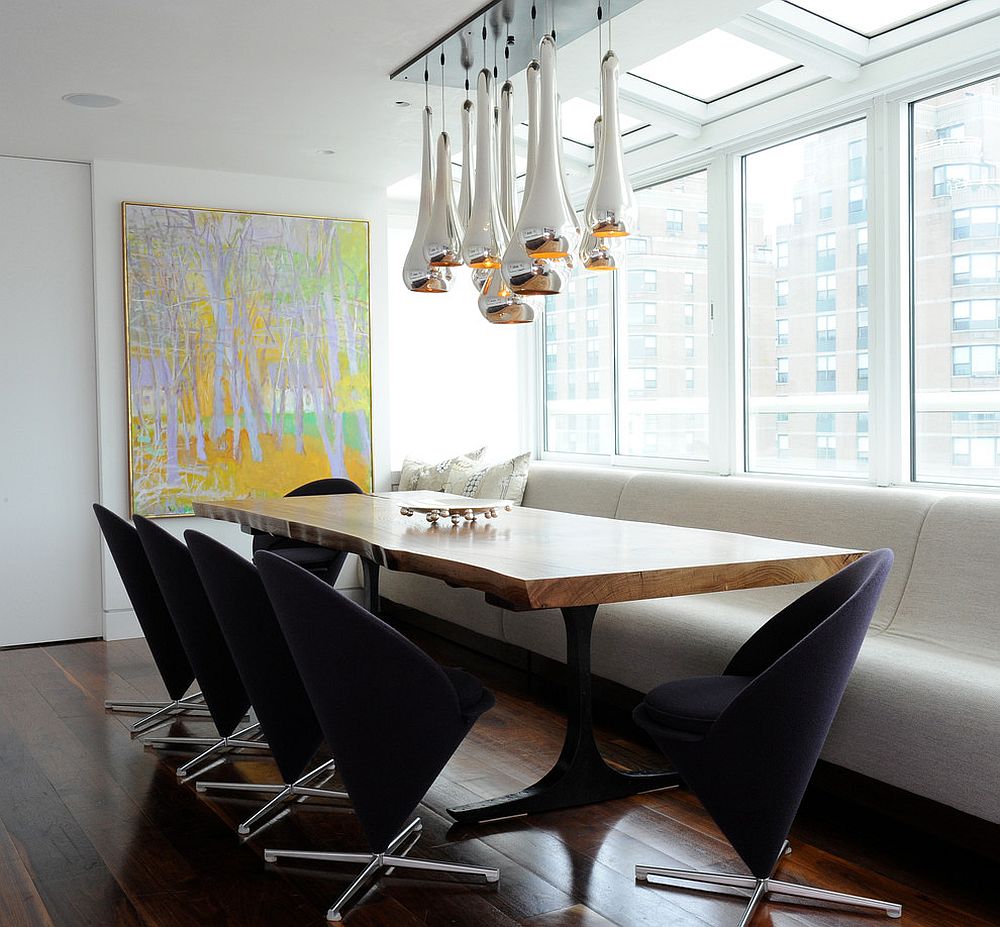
194;490;864;824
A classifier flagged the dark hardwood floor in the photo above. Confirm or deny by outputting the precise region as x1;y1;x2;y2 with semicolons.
0;630;995;927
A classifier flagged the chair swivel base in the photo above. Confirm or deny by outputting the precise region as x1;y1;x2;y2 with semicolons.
264;817;500;922
104;692;212;737
636;843;901;927
142;721;270;779
196;758;350;835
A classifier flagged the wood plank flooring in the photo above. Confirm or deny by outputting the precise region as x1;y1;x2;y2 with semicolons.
0;632;995;927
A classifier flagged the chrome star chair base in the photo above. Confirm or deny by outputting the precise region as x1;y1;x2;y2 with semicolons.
143;719;271;779
104;691;214;737
264;818;499;922
196;757;350;836
636;842;901;927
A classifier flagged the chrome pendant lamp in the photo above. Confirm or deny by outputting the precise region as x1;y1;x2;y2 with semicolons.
402;105;453;293
506;34;579;260
462;68;508;268
457;36;475;228
501;56;569;296
478;265;537;323
586;45;636;237
423;52;464;267
498;79;517;233
580;116;616;271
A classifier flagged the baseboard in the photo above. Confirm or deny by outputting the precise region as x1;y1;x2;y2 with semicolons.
382;596;1000;866
104;607;142;641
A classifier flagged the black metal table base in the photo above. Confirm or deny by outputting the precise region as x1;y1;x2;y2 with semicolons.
446;604;679;824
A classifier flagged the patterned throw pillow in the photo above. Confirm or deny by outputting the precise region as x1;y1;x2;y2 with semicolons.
443;452;531;504
398;447;487;492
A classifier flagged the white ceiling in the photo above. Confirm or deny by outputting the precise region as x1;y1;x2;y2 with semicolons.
0;0;757;188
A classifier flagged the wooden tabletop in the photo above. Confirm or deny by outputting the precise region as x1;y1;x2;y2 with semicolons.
194;494;864;611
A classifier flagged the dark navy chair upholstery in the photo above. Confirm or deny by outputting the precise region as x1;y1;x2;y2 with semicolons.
93;504;207;735
134;517;267;778
254;550;499;921
633;549;902;926
251;478;363;584
185;530;348;835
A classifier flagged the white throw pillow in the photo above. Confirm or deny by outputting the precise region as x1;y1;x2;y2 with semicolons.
443;452;531;504
398;447;487;492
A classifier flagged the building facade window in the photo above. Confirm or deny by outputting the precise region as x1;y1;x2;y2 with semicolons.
816;354;837;391
953;299;1000;330
816;273;837;310
816;315;836;352
819;190;833;220
816;232;836;271
776;318;790;346
665;208;684;232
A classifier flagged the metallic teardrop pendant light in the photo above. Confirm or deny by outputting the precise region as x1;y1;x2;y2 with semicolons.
586;39;636;237
498;79;517;233
478;264;537;324
458;98;474;227
423;52;464;267
501;57;569;296
580;116;616;271
506;34;579;260
402;105;452;293
462;68;508;268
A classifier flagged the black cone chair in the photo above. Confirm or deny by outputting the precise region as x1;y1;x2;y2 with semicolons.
252;478;363;584
93;505;211;735
185;530;349;835
633;549;901;926
254;550;500;922
133;516;269;779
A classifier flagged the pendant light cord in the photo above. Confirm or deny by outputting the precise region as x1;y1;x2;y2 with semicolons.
440;50;446;131
424;56;429;110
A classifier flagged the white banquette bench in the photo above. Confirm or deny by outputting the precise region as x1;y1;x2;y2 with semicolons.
378;462;1000;826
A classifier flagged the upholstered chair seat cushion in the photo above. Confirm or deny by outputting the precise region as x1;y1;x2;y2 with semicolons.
641;674;755;735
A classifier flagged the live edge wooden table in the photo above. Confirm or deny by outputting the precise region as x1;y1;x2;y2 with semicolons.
194;492;863;825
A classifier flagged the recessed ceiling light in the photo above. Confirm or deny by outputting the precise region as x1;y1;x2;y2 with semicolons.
62;92;121;108
316;148;337;156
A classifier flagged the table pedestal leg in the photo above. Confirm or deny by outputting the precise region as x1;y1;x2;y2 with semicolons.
361;559;381;616
447;604;679;824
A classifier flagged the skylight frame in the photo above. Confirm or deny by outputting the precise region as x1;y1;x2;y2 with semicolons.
784;0;970;39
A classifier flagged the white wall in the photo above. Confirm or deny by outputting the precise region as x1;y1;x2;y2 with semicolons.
91;160;389;639
0;156;102;646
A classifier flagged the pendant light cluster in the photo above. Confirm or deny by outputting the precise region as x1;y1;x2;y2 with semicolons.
400;0;636;324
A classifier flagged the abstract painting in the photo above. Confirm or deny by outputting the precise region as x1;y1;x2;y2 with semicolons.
124;203;371;517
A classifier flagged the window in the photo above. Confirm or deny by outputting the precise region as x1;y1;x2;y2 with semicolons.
629;302;657;325
627;236;650;254
618;170;710;461
952;345;1000;377
937;123;965;140
848;184;867;223
816;315;836;352
953;206;1000;239
858;309;869;348
932;163;991;196
776;240;789;268
857;267;869;307
953;437;1000;468
953;299;1000;331
629;269;657;292
819;190;833;220
857;351;869;391
856;226;868;266
543;272;613;454
816;273;837;310
776;280;789;307
776;318;790;346
745;120;869;476
857;435;870;462
777;433;790;457
816;232;836;271
817;435;837;460
793;197;803;224
817;354;837;391
848;139;866;181
953;253;1000;285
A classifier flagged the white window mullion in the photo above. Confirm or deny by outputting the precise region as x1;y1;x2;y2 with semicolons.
708;152;739;475
868;94;908;487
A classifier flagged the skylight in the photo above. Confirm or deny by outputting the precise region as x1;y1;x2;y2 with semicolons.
629;29;797;103
559;97;645;147
786;1;967;37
